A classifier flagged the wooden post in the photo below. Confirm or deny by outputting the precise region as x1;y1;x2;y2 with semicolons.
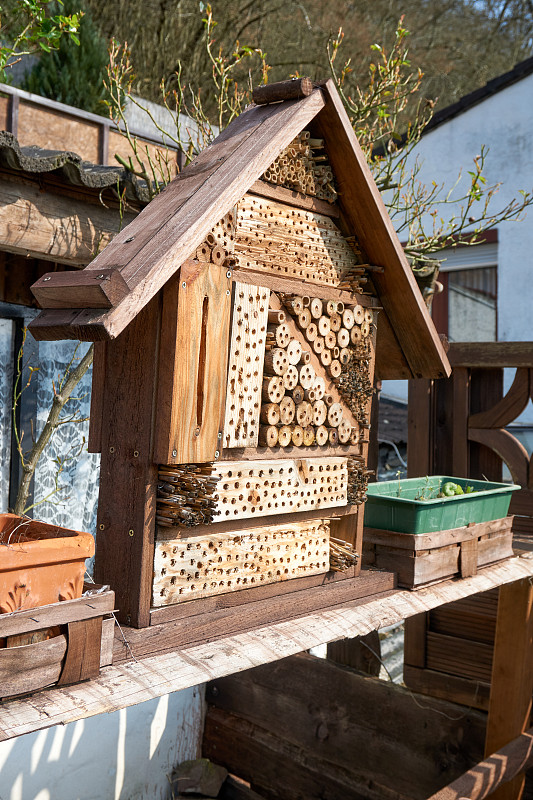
452;366;470;477
407;378;433;476
94;296;161;628
484;578;533;800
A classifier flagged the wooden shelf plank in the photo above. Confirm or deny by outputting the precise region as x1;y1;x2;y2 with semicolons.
2;554;533;743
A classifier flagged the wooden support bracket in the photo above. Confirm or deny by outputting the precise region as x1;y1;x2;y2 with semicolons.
32;268;130;309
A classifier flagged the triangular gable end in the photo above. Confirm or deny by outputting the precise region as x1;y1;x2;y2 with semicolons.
28;80;450;381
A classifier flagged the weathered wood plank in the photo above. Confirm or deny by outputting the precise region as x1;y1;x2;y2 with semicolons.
1;555;533;741
407;379;433;476
204;653;486;800
0;173;135;267
57;617;103;686
0;635;67;698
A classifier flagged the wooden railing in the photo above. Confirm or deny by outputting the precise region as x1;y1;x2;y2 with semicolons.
408;342;533;537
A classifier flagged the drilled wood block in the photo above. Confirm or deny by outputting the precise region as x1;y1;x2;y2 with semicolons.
152;519;331;606
223;282;270;448
212;457;348;521
235;195;361;287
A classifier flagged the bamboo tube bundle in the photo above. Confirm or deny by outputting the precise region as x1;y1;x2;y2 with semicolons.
157;464;219;528
291;425;304;446
303;426;315;446
329;538;359;571
305;322;318;342
313;376;325;400
347;458;374;505
262;375;285;403
296;401;313;427
268;322;291;348
278;425;292;447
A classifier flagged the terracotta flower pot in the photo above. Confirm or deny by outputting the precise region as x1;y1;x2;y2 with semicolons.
0;514;95;614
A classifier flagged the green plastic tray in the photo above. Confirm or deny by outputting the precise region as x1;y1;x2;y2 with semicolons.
364;476;520;534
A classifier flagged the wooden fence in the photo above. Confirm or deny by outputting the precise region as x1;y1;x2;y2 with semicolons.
408;341;533;539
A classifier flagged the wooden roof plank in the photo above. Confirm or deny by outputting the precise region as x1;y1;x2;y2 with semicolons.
29;90;326;341
313;79;450;379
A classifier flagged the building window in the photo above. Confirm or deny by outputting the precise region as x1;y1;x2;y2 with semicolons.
431;238;497;341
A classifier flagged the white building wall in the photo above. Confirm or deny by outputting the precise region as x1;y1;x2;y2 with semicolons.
0;687;205;800
382;72;533;404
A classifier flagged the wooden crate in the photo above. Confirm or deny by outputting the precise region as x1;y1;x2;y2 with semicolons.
404;588;498;711
0;584;115;700
363;516;514;589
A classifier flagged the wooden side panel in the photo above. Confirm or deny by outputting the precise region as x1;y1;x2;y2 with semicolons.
152;519;330;606
154;261;232;464
223;282;269;448
0;635;67;699
88;341;106;454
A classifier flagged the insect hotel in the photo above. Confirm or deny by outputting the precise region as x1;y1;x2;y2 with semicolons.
28;78;450;633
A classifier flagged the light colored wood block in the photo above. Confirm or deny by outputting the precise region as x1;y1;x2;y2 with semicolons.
153;519;330;606
223;282;270;448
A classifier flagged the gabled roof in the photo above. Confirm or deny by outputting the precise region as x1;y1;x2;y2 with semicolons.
28;80;450;380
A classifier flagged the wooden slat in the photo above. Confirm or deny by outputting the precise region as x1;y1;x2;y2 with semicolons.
403;663;490;712
364;517;513;551
1;555;533;742
248;180;340;218
314;79;450;380
57;617;103;686
449;342;533;369
153;261;232;464
0;635;67;698
403;612;428;668
94;296;160;628
0;173;135;267
232;266;377;306
29;90;326;342
485;578;533;800
0;588;114;638
428;727;533;800
469;368;530;429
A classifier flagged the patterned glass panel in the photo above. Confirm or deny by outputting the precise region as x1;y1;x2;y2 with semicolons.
0;319;14;512
33;341;100;543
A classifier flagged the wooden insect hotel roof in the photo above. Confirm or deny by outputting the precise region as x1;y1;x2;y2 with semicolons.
29;79;450;382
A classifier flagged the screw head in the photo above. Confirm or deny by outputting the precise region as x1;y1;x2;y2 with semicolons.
128;529;134;537
172;449;177;458
99;523;105;530
226;270;232;279
217;432;222;439
109;446;115;453
182;282;187;289
43;276;51;281
214;450;220;459
226;290;230;296
133;450;139;458
96;274;105;279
